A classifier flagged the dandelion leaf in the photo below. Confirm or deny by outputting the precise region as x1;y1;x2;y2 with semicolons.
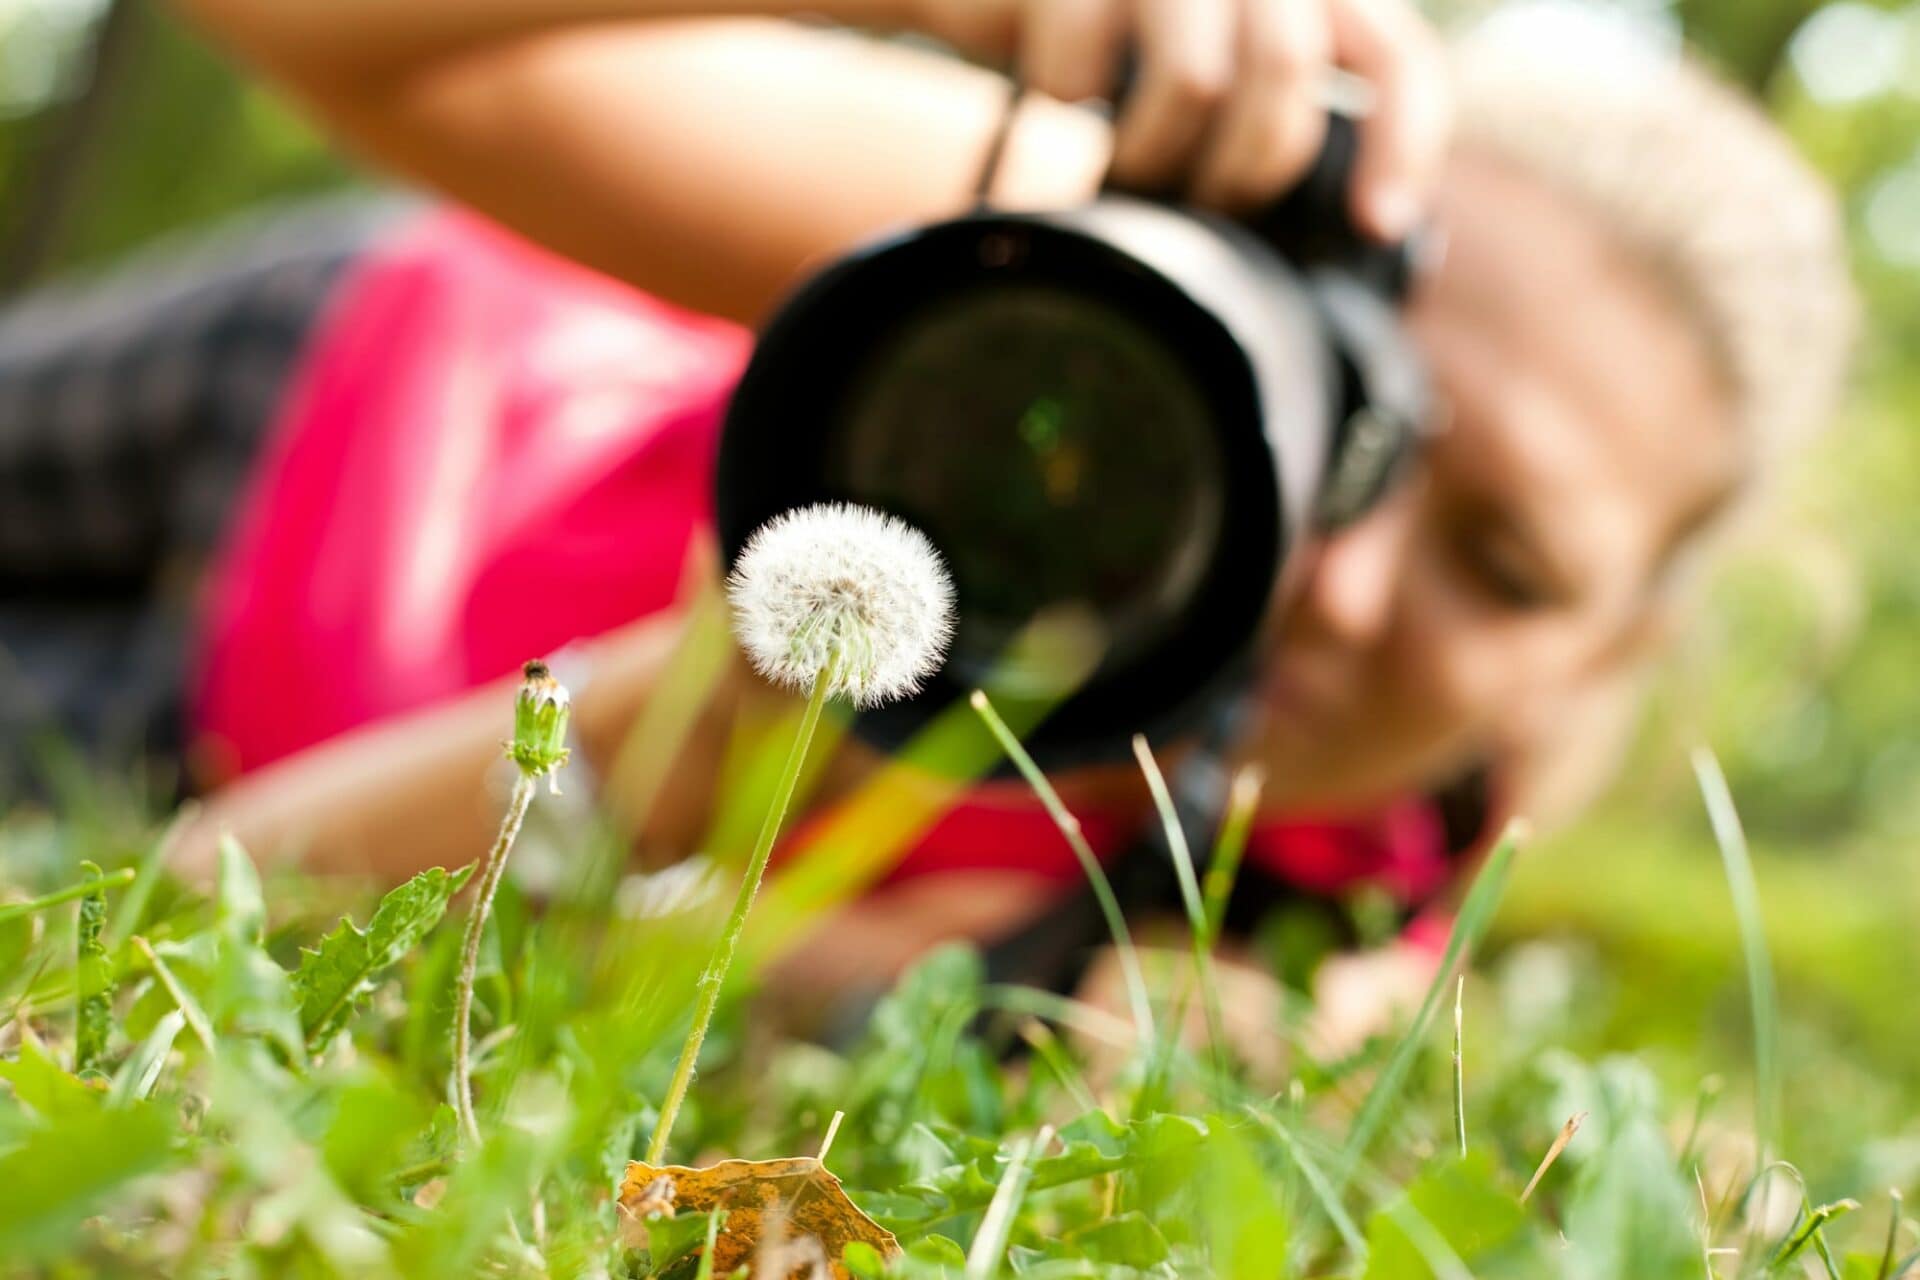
0;1032;101;1119
0;1099;174;1262
292;865;473;1050
637;1206;720;1273
1362;1153;1527;1280
1067;1212;1173;1267
619;1156;900;1279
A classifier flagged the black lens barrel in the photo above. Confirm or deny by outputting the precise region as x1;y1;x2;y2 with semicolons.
718;197;1368;764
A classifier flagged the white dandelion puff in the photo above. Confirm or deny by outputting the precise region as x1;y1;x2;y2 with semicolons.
727;502;955;709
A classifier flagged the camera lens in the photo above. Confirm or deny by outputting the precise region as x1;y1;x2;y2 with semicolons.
827;283;1226;688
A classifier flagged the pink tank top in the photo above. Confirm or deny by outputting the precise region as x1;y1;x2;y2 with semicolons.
190;208;1463;909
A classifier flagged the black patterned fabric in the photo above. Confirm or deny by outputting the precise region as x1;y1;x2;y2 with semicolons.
0;196;399;796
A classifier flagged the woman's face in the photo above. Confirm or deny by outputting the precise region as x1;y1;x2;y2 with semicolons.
1244;152;1736;811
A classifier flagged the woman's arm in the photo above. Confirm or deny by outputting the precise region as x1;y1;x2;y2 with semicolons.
170;0;1447;323
183;614;710;881
173;5;1110;323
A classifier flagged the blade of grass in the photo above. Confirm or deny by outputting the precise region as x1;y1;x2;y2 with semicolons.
693;1208;722;1280
1451;975;1467;1159
1679;1074;1725;1170
1131;735;1228;1085
1388;1199;1474;1280
965;1126;1053;1280
1878;1190;1903;1280
0;867;134;925
972;690;1154;1044
1698;1167;1718;1279
817;1111;845;1167
1332;820;1524;1198
108;1010;185;1107
603;573;731;845
1018;1019;1103;1118
1244;1104;1368;1263
980;983;1138;1050
132;936;213;1053
1521;1111;1585;1205
1693;748;1779;1162
105;803;195;952
1202;766;1264;945
1768;1198;1858;1274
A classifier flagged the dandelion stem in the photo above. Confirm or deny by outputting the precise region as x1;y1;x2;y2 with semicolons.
971;690;1155;1044
647;658;836;1164
453;770;536;1147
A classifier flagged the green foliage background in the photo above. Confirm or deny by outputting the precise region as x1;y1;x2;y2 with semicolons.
2;0;1917;1217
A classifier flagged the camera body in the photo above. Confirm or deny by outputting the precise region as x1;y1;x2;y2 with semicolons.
716;126;1429;764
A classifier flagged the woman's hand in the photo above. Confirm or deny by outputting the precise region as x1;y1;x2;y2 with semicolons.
910;0;1451;238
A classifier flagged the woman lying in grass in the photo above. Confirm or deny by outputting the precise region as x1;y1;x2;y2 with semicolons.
0;1;1851;1038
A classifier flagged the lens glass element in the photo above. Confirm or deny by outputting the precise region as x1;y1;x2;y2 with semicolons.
829;283;1225;686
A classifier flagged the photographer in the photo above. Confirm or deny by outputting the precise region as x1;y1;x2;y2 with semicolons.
0;2;1851;1034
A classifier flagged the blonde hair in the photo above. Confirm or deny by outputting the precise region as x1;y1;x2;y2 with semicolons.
1449;6;1858;493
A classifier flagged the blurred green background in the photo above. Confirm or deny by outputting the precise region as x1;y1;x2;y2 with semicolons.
1;0;1915;1196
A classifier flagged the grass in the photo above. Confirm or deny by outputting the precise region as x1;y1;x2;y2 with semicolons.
0;675;1913;1278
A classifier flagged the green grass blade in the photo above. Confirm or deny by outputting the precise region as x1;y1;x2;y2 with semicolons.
971;690;1154;1044
1332;821;1524;1197
132;936;214;1053
108;1010;185;1107
1202;766;1263;945
1452;975;1467;1159
965;1127;1052;1279
1131;735;1228;1083
603;578;732;844
1244;1104;1368;1263
104;804;195;953
0;867;134;925
1693;747;1780;1162
1877;1190;1903;1280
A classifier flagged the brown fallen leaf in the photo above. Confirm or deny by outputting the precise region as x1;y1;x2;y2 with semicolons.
618;1157;900;1279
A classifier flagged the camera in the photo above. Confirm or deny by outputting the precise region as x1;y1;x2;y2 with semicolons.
716;118;1431;764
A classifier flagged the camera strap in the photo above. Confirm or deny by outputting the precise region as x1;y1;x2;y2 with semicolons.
971;75;1026;206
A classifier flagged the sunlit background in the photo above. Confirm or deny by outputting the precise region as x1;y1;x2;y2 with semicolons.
2;0;1916;1195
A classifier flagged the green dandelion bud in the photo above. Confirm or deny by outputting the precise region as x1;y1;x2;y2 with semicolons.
506;659;571;789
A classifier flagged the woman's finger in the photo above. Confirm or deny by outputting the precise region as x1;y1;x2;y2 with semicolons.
1189;0;1332;211
1328;0;1452;240
1019;0;1131;105
1108;0;1237;192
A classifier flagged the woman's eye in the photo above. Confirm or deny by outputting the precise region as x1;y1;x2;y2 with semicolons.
1460;535;1554;611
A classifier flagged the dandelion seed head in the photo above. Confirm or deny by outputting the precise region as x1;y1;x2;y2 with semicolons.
728;503;955;709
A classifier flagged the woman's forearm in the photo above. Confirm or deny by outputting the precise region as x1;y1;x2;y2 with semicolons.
182;615;689;882
173;0;915;87
170;7;1109;323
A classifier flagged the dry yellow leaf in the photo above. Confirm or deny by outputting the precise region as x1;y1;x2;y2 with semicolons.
618;1156;900;1279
